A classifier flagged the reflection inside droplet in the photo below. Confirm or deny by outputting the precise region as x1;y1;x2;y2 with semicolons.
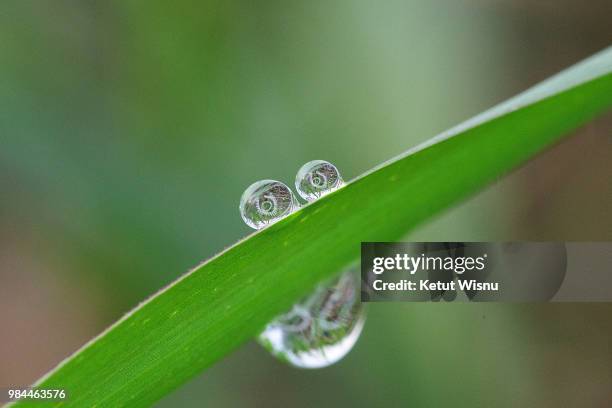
258;271;365;368
239;180;298;229
295;160;344;201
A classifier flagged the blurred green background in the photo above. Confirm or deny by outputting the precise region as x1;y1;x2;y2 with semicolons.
1;0;611;406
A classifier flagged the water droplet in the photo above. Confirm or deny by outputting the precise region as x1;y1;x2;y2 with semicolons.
238;164;365;368
239;180;298;229
258;271;365;368
295;160;344;201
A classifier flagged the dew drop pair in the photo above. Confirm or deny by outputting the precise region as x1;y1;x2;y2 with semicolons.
239;160;365;369
239;160;344;229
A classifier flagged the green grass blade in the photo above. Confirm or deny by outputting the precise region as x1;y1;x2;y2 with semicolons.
13;47;612;407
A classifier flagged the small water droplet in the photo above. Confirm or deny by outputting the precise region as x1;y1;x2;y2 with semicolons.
239;180;298;229
295;160;344;201
258;271;365;368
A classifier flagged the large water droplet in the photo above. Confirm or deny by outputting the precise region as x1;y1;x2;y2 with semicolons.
295;160;344;201
258;271;365;368
239;180;298;229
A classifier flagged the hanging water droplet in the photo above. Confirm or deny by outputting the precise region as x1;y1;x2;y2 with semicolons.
258;271;365;368
295;160;344;201
239;180;298;229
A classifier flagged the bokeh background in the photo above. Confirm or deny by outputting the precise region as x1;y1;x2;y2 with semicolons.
1;0;611;406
